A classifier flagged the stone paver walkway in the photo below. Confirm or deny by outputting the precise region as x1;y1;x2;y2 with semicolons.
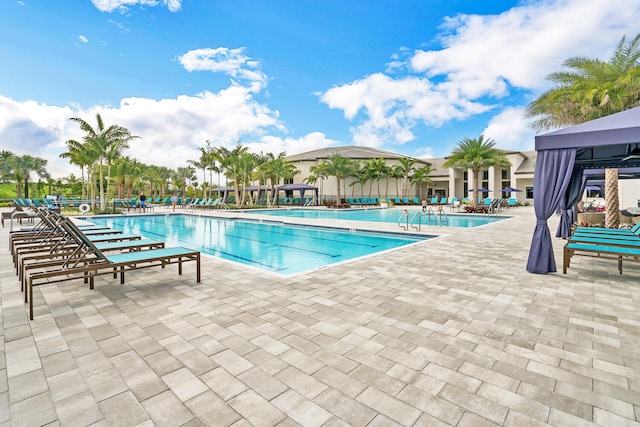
1;206;639;426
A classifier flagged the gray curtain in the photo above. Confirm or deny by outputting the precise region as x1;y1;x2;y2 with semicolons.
526;148;576;274
555;168;585;239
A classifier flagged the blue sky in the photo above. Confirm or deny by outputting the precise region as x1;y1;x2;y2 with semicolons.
1;0;638;178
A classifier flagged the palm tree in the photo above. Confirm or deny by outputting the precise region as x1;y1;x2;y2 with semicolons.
0;150;15;183
155;166;174;198
60;140;93;200
396;157;417;197
526;33;640;228
13;155;49;199
322;153;353;203
306;162;329;204
69;113;139;209
364;158;388;199
222;144;248;205
175;166;197;195
254;152;274;205
264;153;299;206
411;166;435;199
444;135;510;207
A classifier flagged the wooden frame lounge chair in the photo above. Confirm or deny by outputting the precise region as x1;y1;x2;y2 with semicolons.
563;241;640;274
24;218;200;320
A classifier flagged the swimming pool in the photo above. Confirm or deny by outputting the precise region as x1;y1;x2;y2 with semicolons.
88;214;428;275
245;207;507;227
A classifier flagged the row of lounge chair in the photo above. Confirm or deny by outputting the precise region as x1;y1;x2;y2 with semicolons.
563;222;640;274
184;198;228;210
9;208;201;320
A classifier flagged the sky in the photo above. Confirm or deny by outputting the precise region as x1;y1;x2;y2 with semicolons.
1;0;639;179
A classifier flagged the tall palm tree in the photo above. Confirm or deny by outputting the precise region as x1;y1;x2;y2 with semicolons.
364;158;388;199
155;166;174;198
69;113;139;209
112;156;140;199
13;155;49;199
396;157;417;197
60;140;93;200
322;153;353;203
264;153;299;206
410;166;435;199
222;144;248;205
306;162;329;204
526;33;640;228
0;150;15;183
254;152;274;205
238;150;257;206
443;135;510;207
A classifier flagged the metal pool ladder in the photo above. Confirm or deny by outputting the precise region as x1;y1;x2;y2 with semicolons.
397;208;448;231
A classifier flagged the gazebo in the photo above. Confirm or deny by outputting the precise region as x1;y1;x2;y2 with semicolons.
527;106;640;274
277;183;319;206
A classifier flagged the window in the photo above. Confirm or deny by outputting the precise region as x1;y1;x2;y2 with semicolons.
501;180;510;198
501;169;510;179
526;186;534;199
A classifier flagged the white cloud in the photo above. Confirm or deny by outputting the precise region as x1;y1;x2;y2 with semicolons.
78;35;88;43
91;0;181;13
107;19;130;32
320;0;640;148
178;47;268;92
482;107;536;151
0;85;294;178
321;72;489;148
242;132;340;159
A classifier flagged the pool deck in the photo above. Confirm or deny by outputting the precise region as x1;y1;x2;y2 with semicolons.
1;206;640;426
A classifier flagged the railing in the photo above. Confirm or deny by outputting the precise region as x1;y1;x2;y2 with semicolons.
404;207;448;231
397;210;410;230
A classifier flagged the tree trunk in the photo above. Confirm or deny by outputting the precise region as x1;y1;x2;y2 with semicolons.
605;168;620;228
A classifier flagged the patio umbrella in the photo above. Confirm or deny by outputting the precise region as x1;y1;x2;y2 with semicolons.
467;188;492;192
501;187;521;192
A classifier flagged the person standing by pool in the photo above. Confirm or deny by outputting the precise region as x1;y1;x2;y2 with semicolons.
139;193;147;213
422;199;427;212
170;193;178;211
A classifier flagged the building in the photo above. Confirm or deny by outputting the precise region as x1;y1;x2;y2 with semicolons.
286;146;536;204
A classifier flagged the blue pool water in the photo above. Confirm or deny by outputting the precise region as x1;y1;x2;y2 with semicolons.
88;215;427;274
246;208;506;227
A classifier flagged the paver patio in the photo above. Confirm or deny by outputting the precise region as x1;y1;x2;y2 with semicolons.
1;206;639;426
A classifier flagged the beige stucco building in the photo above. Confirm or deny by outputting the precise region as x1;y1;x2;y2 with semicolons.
285;146;537;204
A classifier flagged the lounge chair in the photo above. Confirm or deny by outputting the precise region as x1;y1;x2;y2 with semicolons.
10;210;140;266
184;198;200;210
573;222;640;235
1;200;37;227
24;217;200;320
563;241;640;275
430;196;438;205
19;238;166;286
449;197;459;212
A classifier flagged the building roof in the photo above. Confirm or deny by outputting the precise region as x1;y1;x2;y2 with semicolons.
286;146;430;165
514;150;536;174
286;145;537;174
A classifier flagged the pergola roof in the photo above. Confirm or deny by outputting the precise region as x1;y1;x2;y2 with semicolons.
535;106;640;171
